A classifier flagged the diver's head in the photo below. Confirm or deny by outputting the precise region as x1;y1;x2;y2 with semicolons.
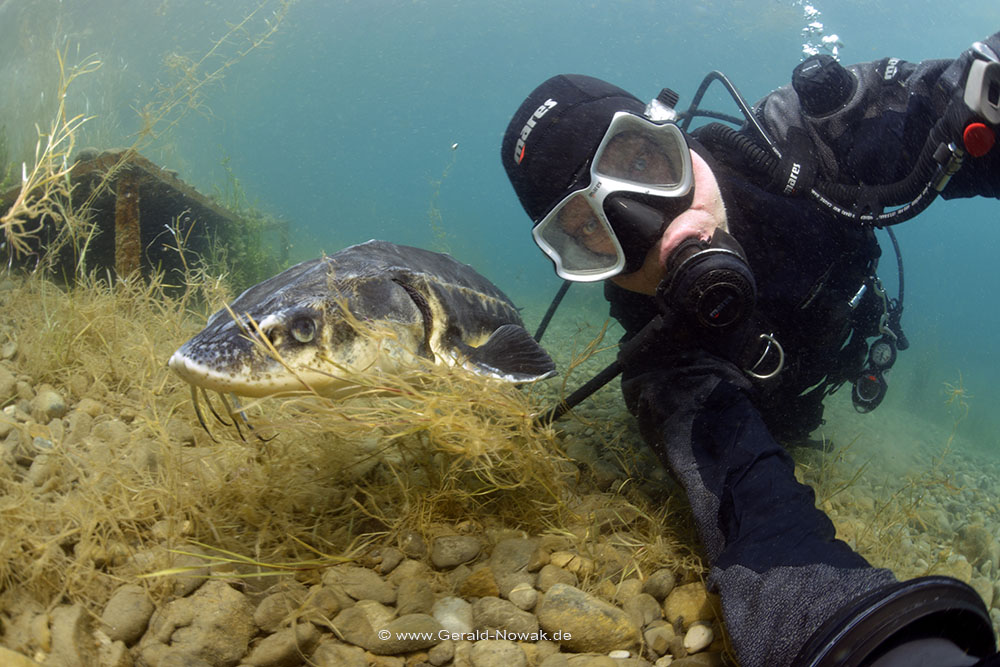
501;74;695;282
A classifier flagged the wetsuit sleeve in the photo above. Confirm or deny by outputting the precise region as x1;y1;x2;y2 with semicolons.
620;349;896;667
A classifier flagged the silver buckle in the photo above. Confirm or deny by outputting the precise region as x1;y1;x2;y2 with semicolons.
746;332;784;381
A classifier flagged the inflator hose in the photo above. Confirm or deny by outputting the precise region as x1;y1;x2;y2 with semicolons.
695;103;961;226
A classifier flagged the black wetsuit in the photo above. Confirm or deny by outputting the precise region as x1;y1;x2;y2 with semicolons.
608;35;1000;667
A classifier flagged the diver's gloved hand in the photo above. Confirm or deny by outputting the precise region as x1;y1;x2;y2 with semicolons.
615;304;777;391
616;300;781;389
616;228;783;383
937;32;1000;153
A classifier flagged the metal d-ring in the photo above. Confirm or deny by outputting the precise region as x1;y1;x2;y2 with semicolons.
746;333;784;380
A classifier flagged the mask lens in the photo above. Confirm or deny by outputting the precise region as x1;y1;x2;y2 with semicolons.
594;117;688;188
533;191;624;280
531;113;692;282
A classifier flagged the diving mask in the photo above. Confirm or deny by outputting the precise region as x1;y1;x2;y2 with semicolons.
531;111;694;282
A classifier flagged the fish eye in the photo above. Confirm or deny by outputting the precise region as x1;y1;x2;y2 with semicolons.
289;316;316;343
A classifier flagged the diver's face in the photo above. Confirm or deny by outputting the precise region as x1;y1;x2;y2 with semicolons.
530;112;698;284
554;132;682;255
610;148;729;296
554;196;617;256
596;131;681;185
554;132;685;258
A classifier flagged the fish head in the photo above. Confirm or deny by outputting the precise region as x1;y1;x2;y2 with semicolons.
169;267;427;397
169;297;361;396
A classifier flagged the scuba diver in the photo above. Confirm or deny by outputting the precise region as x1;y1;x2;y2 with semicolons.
501;32;1000;667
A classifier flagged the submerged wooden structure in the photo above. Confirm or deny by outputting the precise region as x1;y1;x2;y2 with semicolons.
0;149;287;283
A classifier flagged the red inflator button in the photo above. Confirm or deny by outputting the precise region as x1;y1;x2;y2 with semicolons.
963;122;996;157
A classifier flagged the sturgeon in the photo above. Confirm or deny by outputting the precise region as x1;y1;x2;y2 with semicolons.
168;240;556;398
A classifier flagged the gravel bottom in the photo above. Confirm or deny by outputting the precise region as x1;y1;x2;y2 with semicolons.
1;285;999;666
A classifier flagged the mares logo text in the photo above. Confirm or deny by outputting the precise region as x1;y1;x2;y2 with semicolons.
515;99;558;164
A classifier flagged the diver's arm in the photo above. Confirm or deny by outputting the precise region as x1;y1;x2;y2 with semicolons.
752;32;1000;202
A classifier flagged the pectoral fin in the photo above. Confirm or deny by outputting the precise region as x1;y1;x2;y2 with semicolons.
458;324;557;383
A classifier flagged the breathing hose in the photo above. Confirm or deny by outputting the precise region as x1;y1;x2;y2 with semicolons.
695;109;962;226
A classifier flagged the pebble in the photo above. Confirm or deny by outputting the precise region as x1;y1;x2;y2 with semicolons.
396;577;436;615
243;623;321;666
470;639;527;667
26;453;59;488
491;537;545;574
138;579;256;666
644;621;676;656
0;645;42;667
312;639;367;667
322;565;397;604
958;524;997;567
460;566;501;598
642;569;677;601
63;409;93;447
387;558;430;585
683;623;714;654
330;599;395;649
623;593;662;628
472;596;540;635
431;535;483;569
549;551;595;578
370;613;443;655
970;576;995;608
613;578;644;603
428;638;456;665
497;570;536;597
536;563;577;591
936;554;974;584
536;583;639;653
433;596;475;635
507;582;539;610
91;417;130;445
48;604;97;667
375;546;405;574
253;582;308;632
100;584;154;645
398;530;427;559
30;388;67;422
0;365;16;400
74;397;104;417
663;582;716;628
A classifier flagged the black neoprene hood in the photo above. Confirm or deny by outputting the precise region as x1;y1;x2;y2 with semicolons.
501;74;646;222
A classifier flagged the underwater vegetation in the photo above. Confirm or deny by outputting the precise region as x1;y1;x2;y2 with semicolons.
0;1;295;290
2;2;999;662
0;258;706;625
0;9;704;657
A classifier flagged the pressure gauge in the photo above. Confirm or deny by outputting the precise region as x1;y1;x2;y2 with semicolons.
867;336;897;370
